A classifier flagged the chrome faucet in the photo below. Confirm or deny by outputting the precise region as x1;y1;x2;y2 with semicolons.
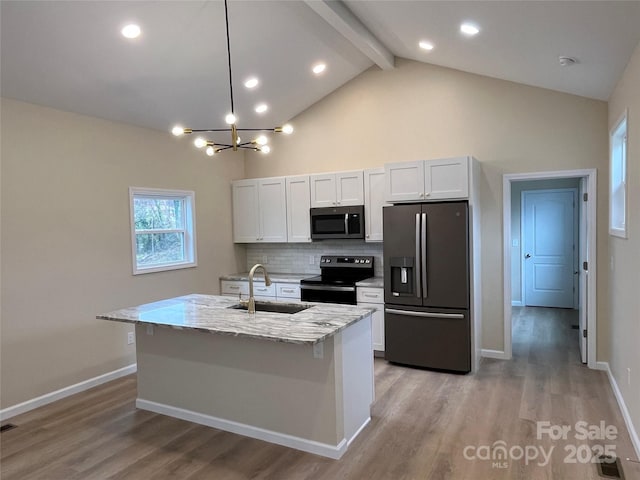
247;263;272;314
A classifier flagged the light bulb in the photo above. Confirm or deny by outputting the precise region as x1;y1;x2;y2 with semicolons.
194;137;207;148
236;136;241;144
419;41;434;51
282;124;294;135
261;145;271;154
206;146;215;156
244;77;259;89
312;63;326;75
172;125;185;136
225;113;236;125
255;135;268;146
460;23;480;36
255;103;268;114
121;24;141;39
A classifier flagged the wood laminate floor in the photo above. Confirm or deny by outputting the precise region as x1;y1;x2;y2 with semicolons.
1;306;639;479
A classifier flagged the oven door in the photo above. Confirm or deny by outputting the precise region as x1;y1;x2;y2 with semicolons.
300;284;357;305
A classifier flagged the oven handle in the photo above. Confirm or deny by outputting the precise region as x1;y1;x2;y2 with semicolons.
385;308;464;319
301;284;356;292
344;214;349;235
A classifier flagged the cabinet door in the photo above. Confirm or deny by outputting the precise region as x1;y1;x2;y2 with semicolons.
232;180;260;243
310;174;336;207
424;157;469;199
258;177;288;242
286;176;311;243
364;168;386;242
336;171;364;206
358;302;385;353
385;160;425;202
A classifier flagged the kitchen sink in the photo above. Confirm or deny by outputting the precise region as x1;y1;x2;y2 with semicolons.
228;301;311;314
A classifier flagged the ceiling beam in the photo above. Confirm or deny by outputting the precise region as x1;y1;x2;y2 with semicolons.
304;0;395;70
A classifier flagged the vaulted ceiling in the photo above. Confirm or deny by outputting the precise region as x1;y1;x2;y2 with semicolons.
2;1;639;138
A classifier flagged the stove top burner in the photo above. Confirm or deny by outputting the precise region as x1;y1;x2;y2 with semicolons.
300;255;374;287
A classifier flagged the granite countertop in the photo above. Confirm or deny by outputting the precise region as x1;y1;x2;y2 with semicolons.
97;294;374;345
356;276;384;288
220;273;310;283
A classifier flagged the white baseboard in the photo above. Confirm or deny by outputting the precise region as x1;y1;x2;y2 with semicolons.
598;361;640;459
511;301;523;307
137;398;363;459
481;349;510;360
0;364;137;421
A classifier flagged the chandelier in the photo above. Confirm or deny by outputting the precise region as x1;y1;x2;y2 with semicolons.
171;0;293;156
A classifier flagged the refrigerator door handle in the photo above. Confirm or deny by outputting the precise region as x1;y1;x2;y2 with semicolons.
385;308;464;319
421;212;427;298
415;213;421;298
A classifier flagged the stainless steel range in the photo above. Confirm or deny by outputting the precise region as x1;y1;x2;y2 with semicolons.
300;255;374;305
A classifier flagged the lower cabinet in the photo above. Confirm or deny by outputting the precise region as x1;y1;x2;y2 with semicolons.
357;287;384;353
220;280;300;302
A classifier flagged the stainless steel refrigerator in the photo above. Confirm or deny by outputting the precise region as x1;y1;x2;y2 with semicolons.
383;201;471;373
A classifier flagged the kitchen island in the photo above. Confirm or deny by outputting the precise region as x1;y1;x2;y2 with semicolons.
97;294;374;459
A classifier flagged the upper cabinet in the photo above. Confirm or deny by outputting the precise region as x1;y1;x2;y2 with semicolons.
310;171;364;208
232;177;287;243
385;157;469;203
364;168;387;242
285;175;311;243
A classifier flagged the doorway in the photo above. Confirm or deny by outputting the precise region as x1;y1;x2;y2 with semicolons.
503;170;597;368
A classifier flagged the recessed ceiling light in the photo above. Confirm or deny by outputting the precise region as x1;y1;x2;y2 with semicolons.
460;23;480;36
255;103;268;114
121;24;141;39
244;77;259;89
419;40;434;51
312;63;326;75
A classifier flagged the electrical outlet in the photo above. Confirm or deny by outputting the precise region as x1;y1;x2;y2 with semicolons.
628;368;631;386
127;332;135;345
262;254;268;264
309;255;314;265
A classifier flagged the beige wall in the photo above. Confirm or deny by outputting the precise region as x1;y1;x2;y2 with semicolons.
0;98;246;408
246;58;609;354
608;41;640;447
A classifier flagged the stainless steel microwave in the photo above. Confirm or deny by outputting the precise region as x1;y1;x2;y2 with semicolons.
310;205;365;240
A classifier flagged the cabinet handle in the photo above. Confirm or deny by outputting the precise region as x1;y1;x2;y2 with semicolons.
425;192;431;197
282;288;295;293
366;234;370;238
364;293;379;298
333;201;336;205
229;286;240;290
419;193;424;197
337;201;341;205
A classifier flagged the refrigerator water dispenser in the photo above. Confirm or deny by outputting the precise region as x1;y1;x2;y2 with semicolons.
389;257;415;296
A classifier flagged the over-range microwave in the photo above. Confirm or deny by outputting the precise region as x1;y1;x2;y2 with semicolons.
310;205;365;240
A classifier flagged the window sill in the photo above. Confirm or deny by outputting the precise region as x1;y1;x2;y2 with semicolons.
133;261;197;275
609;227;627;239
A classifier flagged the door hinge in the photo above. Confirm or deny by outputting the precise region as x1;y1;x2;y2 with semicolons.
583;329;587;338
583;193;588;201
583;261;588;271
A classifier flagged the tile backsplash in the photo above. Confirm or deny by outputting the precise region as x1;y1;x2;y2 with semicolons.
245;241;383;277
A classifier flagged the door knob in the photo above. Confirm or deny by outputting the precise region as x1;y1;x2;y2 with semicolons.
525;254;531;259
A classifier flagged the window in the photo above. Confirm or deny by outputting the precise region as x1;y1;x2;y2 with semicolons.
129;187;197;274
609;111;628;238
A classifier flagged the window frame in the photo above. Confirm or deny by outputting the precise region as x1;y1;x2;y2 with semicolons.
609;110;628;238
129;187;197;275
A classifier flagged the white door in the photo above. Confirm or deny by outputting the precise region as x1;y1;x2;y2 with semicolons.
232;179;259;243
336;171;364;205
286;175;311;243
384;160;425;202
310;174;336;207
523;189;576;308
364;168;386;242
258;177;287;243
424;157;469;200
578;179;588;363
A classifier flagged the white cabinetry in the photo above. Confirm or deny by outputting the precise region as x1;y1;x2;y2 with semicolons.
385;157;469;203
310;171;364;207
285;175;311;243
232;177;287;243
221;280;301;302
357;286;384;353
364;168;387;242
